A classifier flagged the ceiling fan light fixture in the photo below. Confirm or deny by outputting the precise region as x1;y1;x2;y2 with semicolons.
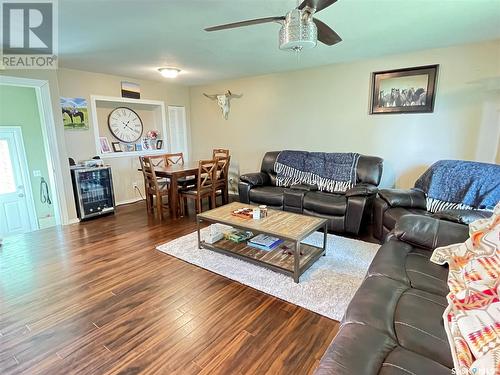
158;67;181;78
279;9;317;51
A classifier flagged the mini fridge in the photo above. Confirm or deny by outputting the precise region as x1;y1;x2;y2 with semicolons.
70;166;115;220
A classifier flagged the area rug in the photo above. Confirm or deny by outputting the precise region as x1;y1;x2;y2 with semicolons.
156;229;379;321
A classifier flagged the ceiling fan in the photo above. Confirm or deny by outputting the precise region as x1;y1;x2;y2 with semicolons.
205;0;341;52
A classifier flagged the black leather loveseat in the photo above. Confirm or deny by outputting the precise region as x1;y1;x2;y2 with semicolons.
315;214;469;375
238;151;383;235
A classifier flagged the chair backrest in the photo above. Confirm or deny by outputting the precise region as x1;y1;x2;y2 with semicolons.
215;155;231;184
165;152;185;166
140;156;161;194
213;148;230;159
144;154;167;168
197;159;217;190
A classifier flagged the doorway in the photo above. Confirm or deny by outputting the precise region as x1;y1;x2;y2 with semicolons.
0;127;38;236
0;75;69;236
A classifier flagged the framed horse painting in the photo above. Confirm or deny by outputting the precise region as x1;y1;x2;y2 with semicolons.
60;97;89;130
370;65;438;114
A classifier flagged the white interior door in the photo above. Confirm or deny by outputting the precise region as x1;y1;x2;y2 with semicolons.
168;106;188;160
0;128;37;237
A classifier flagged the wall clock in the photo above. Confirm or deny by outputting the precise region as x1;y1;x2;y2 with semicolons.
107;107;143;143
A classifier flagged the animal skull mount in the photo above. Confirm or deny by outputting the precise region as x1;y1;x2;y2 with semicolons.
203;90;242;120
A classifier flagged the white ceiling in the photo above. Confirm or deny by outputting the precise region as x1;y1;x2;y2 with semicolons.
59;0;500;86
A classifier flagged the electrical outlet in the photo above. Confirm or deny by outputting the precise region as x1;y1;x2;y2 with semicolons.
132;182;138;189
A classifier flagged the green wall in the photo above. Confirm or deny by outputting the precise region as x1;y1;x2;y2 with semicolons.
0;85;56;228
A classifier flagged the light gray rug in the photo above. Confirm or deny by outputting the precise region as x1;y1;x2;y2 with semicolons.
156;229;379;321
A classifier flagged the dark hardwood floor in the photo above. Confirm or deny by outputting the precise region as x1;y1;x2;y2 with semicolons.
0;201;339;375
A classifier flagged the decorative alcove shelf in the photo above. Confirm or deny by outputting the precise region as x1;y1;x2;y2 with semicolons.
90;95;168;159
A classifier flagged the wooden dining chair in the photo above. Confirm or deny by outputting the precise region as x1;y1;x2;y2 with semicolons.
212;148;230;159
164;152;196;189
179;159;217;216
139;156;170;219
214;155;231;206
140;154;169;203
165;152;184;166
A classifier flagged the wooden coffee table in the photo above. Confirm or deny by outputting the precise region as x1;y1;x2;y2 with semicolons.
196;202;328;283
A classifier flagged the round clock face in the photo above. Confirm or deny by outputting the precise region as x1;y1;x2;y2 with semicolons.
107;107;143;143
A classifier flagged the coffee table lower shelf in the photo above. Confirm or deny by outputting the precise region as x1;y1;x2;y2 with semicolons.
199;238;325;282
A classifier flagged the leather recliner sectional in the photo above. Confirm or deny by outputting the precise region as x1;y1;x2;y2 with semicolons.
373;188;492;241
238;151;383;235
315;214;469;375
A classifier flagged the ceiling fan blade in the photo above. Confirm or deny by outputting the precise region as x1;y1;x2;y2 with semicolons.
205;16;285;32
313;18;342;46
298;0;337;13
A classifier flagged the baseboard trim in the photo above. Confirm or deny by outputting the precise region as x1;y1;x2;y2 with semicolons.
116;197;145;206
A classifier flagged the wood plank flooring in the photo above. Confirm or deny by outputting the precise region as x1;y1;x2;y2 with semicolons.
0;201;339;375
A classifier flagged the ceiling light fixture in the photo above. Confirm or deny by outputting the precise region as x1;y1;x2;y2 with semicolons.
158;67;181;78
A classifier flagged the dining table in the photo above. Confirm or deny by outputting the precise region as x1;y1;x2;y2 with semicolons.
138;161;199;219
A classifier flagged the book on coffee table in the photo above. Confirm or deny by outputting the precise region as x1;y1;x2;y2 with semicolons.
248;234;283;251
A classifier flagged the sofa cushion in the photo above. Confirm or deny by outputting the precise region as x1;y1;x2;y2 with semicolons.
383;207;430;230
248;186;286;206
394;289;453;367
343;275;407;337
368;239;449;296
405;248;449;295
303;191;347;216
342;274;452;369
432;208;492;225
315;323;397;375
380;346;451;375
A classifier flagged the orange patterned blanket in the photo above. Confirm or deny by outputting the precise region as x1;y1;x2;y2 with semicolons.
431;203;500;374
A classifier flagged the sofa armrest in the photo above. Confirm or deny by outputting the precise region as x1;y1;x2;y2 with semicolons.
378;188;426;209
290;183;318;192
345;184;378;197
239;172;270;187
432;209;492;225
390;214;469;251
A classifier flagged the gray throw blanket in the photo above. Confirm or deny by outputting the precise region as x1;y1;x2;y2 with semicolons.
274;151;360;193
414;160;500;212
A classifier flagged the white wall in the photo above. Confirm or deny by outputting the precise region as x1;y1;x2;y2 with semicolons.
189;40;500;188
57;68;191;205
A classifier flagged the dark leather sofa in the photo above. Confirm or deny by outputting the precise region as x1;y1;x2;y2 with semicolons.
374;188;491;241
238;151;383;235
315;214;469;375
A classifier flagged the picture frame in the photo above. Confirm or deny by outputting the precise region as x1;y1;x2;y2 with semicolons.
156;139;163;150
125;144;135;152
61;97;89;130
141;137;151;150
112;142;122;152
121;81;141;99
135;143;143;152
99;137;112;153
370;64;438;114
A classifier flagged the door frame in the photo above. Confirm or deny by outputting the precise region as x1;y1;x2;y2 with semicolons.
0;76;69;226
0;127;39;231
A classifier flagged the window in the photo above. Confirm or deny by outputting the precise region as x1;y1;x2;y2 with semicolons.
0;139;16;194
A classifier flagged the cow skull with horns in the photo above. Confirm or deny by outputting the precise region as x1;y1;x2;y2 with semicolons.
203;90;242;120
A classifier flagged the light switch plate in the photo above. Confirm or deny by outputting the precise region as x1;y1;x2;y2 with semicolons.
33;170;41;177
